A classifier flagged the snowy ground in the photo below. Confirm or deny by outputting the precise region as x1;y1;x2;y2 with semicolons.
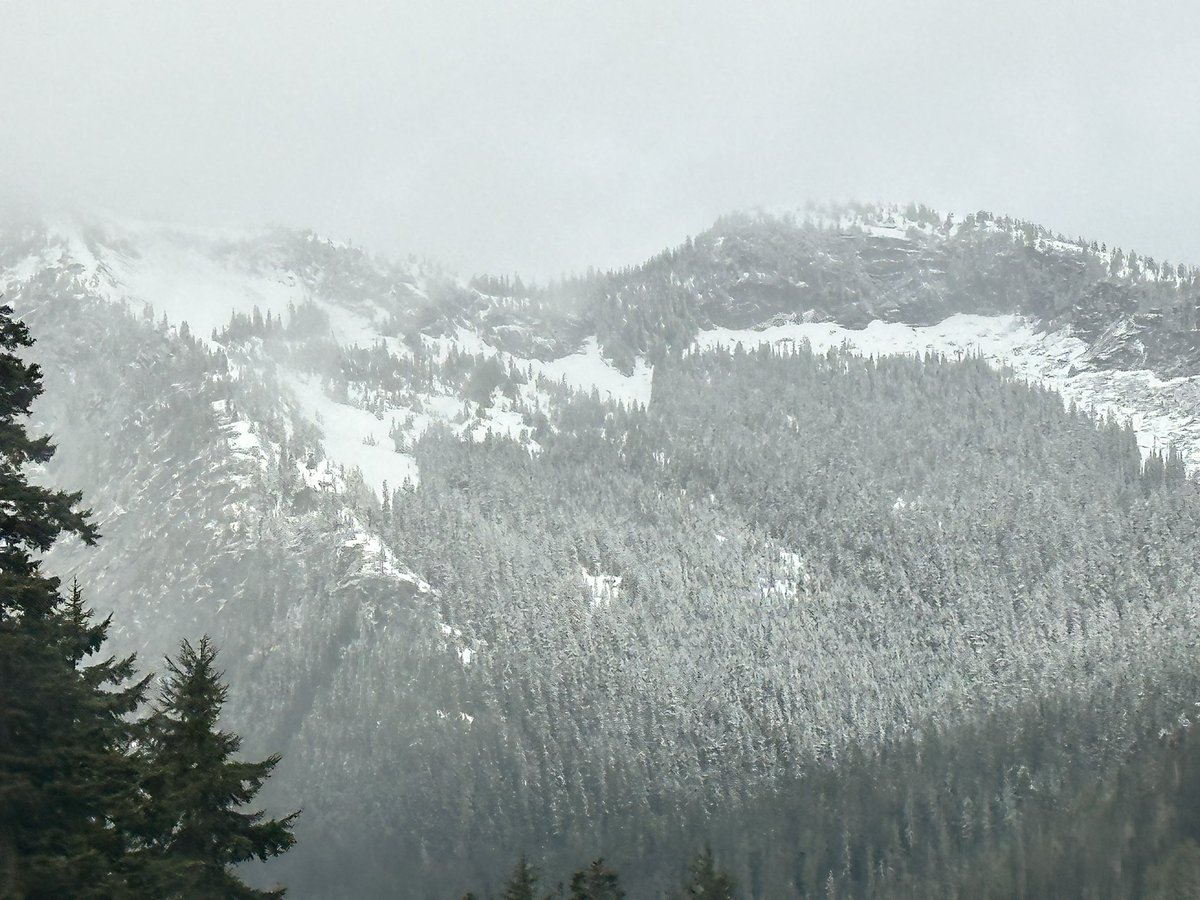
696;314;1200;468
29;221;653;498
26;218;394;347
533;337;653;407
282;371;421;493
425;330;653;407
277;331;652;498
581;568;622;608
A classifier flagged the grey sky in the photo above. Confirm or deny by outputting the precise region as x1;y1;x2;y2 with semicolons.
2;0;1197;279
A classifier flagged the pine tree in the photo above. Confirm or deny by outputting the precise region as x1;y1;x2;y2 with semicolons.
0;304;148;898
568;858;624;900
676;847;737;899
500;854;540;900
135;636;297;898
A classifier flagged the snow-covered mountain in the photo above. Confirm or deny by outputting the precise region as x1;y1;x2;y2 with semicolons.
9;207;1198;490
6;204;1200;896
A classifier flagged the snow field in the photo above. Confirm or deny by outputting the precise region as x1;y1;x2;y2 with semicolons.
696;314;1200;470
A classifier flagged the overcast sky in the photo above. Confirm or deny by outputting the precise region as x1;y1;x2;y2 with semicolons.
2;1;1197;279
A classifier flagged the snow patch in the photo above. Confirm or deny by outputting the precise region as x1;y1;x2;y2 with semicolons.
283;371;419;496
83;224;304;339
697;314;1200;469
34;218;396;349
758;548;807;600
582;568;622;608
428;330;653;407
535;338;653;407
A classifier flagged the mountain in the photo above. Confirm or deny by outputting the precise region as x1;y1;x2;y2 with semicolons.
5;204;1200;897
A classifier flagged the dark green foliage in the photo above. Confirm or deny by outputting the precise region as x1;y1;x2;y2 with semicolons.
0;304;148;898
0;301;296;898
676;847;737;899
471;721;1200;898
134;637;298;898
0;303;97;580
499;855;540;900
1144;842;1200;899
567;859;623;900
475;850;736;900
465;356;508;408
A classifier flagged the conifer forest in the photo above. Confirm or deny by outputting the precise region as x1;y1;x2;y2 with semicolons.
5;203;1200;897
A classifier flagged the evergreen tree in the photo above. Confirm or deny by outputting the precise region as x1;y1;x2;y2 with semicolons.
676;847;738;899
0;304;148;898
500;854;540;900
568;858;623;900
135;636;297;898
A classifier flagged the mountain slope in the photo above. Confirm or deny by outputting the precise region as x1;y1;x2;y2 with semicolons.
5;205;1200;896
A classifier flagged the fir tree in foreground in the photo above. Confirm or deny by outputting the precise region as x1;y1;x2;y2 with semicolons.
0;305;148;898
0;302;296;897
133;636;298;898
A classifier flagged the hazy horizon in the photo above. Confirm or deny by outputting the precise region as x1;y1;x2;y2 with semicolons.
4;1;1198;279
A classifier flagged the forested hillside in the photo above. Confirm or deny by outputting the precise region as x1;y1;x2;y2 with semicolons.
328;342;1199;897
5;205;1200;896
466;204;1200;378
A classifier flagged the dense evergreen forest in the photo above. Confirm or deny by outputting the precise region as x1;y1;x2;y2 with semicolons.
10;207;1200;897
269;328;1200;896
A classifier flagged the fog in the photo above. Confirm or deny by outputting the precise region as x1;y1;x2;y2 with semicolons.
3;0;1197;278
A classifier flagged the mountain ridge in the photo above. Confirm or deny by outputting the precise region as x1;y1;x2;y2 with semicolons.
5;201;1200;896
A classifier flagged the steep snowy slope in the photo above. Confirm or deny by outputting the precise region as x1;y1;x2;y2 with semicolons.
1;217;661;497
